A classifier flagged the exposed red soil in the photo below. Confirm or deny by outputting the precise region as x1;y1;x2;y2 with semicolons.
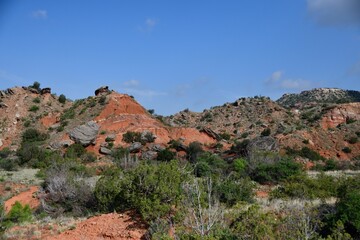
40;114;60;128
90;92;216;154
46;212;147;240
4;186;40;213
256;191;269;198
320;103;360;130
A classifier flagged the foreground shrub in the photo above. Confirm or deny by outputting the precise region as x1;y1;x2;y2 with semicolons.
251;158;302;184
95;161;185;221
22;128;48;143
6;201;32;224
41;162;96;216
216;177;254;206
270;173;339;200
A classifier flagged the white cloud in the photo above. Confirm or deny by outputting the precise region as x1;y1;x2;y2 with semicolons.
31;10;47;19
123;79;140;87
307;0;360;26
138;18;158;32
265;71;316;90
121;80;166;98
279;79;313;90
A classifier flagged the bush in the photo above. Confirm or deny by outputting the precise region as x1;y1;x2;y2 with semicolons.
252;158;302;184
33;97;40;103
157;148;175;162
335;176;360;235
22;128;48;143
342;147;352;153
270;173;339;200
286;146;325;161
261;128;271;137
58;94;66;104
65;143;86;158
194;153;227;178
29;81;41;91
216;177;254;206
6;201;32;224
348;137;358;144
219;132;231;141
0;158;18;171
42;162;96;216
187;141;203;163
95;161;185;221
122;131;141;143
29;105;39;112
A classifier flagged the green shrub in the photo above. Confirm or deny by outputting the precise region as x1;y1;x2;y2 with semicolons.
194;153;227;178
219;132;231;141
270;173;339;200
342;147;352;153
0;158;18;171
65;143;86;158
6;201;32;223
58;94;66;104
335;176;360;235
32;97;40;103
261;128;271;137
286;146;325;161
22;128;48;142
252;158;302;184
95;161;185;221
187;141;203;163
216;177;254;206
122;131;141;143
346;118;356;124
29;81;41;91
348;137;358;144
157;148;175;162
29;105;39;112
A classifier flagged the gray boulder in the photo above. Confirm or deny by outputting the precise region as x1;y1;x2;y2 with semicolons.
148;143;165;152
50;140;73;149
141;151;157;160
129;142;142;153
100;147;112;155
69;121;99;146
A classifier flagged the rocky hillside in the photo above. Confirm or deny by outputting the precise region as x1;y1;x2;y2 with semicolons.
277;88;360;108
164;93;360;161
1;85;359;161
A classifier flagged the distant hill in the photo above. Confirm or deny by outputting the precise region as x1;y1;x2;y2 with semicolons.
277;88;360;108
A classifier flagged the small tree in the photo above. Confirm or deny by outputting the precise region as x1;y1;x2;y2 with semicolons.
30;81;41;91
58;94;66;104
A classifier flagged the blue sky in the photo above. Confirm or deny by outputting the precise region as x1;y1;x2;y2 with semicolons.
0;0;359;115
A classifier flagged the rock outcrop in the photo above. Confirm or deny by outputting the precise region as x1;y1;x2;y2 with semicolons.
95;86;110;96
69;121;99;146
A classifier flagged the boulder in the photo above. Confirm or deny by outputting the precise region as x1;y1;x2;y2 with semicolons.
141;151;157;160
141;130;156;143
95;86;110;96
6;88;15;95
69;121;99;146
0;102;8;108
28;88;39;94
40;88;51;95
100;147;112;155
50;140;73;149
148;143;165;152
0;91;6;97
129;142;142;153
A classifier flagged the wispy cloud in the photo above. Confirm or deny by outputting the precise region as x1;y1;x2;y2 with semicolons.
265;70;316;90
0;69;28;85
121;80;166;98
138;18;158;32
307;0;360;26
31;9;47;19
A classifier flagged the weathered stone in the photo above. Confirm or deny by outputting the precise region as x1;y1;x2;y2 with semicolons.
100;142;109;147
50;123;61;129
0;139;3;147
28;88;39;94
141;130;156;143
100;147;112;155
6;88;15;95
129;142;142;153
148;143;165;152
0;91;6;97
50;140;73;149
141;151;157;160
200;127;221;141
69;121;99;146
40;88;51;95
0;102;8;108
95;86;110;96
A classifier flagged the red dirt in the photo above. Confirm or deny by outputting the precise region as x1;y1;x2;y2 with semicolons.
90;92;216;154
46;212;147;240
4;186;40;213
256;191;269;198
40;114;60;128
